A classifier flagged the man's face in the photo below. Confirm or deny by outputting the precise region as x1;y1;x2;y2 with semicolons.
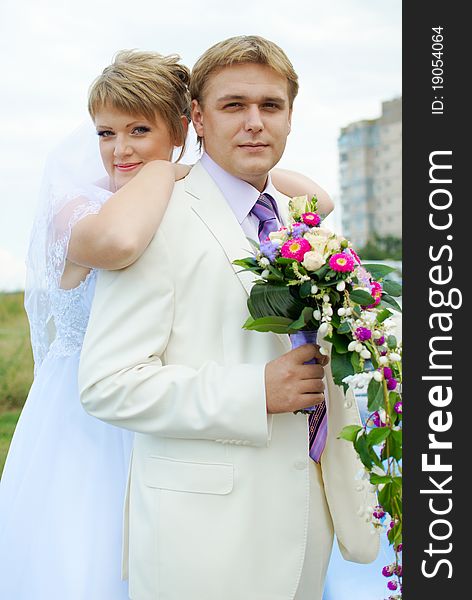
192;63;292;191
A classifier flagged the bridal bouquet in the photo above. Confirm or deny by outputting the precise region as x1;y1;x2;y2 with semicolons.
234;195;403;598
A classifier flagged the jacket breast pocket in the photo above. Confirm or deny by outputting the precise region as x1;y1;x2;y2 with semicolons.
144;455;234;495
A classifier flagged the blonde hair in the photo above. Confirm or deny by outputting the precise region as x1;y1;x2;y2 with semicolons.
190;35;299;107
88;50;191;160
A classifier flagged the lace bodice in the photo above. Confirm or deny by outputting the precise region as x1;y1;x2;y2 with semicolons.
48;270;97;359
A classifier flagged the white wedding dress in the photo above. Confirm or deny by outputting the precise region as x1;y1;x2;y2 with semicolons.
0;269;133;599
0;123;136;599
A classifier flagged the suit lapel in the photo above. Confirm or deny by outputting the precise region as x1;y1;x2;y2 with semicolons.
185;161;257;297
185;162;291;354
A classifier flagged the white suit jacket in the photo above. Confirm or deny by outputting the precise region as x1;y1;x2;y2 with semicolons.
79;161;379;600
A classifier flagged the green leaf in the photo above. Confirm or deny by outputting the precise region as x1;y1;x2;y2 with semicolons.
349;289;375;305
350;350;361;373
233;258;260;272
388;521;402;546
367;378;385;412
380;294;402;312
387;335;398;349
362;263;397;279
312;264;330;279
266;265;285;280
383;279;402;297
338;424;363;442
328;330;349;354
289;306;314;330
242;315;295;334
246;237;260;252
388;429;403;461
331;347;354;389
376;308;393;323
275;257;297;265
387;392;401;421
366;426;391;447
369;473;392;485
247;283;306;320
354;434;373;469
378;482;397;516
337;321;351;335
299;280;313;298
352;305;362;317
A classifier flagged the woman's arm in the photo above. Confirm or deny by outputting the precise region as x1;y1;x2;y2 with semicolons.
271;168;334;217
67;161;190;271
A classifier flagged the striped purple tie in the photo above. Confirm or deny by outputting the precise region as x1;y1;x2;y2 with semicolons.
250;193;280;242
252;193;327;463
309;404;327;463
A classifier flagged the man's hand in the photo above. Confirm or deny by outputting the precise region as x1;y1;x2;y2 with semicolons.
265;344;327;414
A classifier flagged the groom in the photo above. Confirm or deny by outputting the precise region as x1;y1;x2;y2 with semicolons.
79;36;378;600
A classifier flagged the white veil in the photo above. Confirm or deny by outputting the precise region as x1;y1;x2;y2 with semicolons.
25;119;200;373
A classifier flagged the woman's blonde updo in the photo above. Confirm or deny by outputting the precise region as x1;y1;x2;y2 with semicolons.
88;50;191;160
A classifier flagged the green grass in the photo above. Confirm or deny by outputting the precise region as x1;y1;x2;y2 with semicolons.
0;292;33;412
0;410;21;476
0;292;32;476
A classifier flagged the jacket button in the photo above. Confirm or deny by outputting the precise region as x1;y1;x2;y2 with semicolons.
294;459;307;470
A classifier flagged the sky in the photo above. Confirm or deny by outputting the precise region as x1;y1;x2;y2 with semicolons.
0;0;401;291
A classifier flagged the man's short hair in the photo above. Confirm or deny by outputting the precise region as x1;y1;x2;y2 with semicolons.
190;35;299;107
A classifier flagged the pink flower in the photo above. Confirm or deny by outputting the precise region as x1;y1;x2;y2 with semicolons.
347;248;362;265
368;280;382;307
280;237;311;262
301;212;321;227
329;252;355;272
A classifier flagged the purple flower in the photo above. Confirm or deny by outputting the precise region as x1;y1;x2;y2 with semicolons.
387;580;398;591
396;543;403;553
394;401;402;414
375;335;385;345
370;411;385;428
383;367;393;379
387;378;397;391
382;565;394;578
373;504;385;519
291;222;310;236
395;564;403;577
355;327;372;341
259;240;278;263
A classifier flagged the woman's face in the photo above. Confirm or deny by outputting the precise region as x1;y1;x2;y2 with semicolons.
94;105;175;190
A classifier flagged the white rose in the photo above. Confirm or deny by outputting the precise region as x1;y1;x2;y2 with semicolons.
288;195;309;218
302;250;325;271
303;233;326;254
326;237;341;253
268;229;288;242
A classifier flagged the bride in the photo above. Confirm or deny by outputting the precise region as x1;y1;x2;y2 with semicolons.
0;49;333;599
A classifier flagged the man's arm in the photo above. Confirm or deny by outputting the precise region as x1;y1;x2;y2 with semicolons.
79;229;273;446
